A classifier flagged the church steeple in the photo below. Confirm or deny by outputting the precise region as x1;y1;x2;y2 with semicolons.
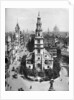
14;20;20;50
35;12;42;37
15;19;20;33
34;12;44;70
38;11;40;17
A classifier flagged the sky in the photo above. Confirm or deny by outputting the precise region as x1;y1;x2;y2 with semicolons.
5;8;69;32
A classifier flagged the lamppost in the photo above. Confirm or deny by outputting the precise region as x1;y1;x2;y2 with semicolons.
49;78;55;91
49;60;55;91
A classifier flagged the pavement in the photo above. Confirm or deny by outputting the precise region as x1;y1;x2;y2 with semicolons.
5;67;69;91
5;48;69;91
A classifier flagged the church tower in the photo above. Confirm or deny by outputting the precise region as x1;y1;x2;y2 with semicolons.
15;22;20;50
34;12;44;71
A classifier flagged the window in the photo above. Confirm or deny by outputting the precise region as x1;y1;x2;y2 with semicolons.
45;55;47;57
38;57;40;60
38;33;40;36
38;49;40;53
38;40;40;43
47;66;49;68
45;60;48;64
29;66;31;69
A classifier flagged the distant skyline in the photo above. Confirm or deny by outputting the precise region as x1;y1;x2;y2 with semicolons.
5;8;69;32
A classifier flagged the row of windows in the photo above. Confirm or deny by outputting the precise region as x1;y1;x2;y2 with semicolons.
27;65;51;69
35;40;43;44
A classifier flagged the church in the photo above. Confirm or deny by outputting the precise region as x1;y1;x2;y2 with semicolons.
26;13;53;73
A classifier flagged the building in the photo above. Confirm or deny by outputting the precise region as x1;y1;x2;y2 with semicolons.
26;13;53;75
5;35;12;60
20;31;25;49
14;22;20;51
34;12;44;70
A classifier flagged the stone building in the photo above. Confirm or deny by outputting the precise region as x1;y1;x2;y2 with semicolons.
20;31;25;49
26;13;53;73
14;22;20;51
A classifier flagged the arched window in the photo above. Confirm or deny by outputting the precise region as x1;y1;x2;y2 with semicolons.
47;66;49;68
38;49;40;53
38;40;40;43
29;66;31;69
38;33;40;36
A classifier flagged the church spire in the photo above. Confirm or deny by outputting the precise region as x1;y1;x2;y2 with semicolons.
15;18;20;33
37;11;41;19
34;13;44;70
38;11;40;17
36;12;42;36
17;18;18;24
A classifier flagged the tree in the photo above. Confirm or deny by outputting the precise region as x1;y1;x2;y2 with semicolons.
19;55;27;76
26;37;34;52
53;57;61;79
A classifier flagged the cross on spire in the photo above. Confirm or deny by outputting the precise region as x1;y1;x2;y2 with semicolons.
38;11;40;17
17;17;18;24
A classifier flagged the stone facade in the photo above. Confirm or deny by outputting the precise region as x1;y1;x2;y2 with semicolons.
26;13;53;72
